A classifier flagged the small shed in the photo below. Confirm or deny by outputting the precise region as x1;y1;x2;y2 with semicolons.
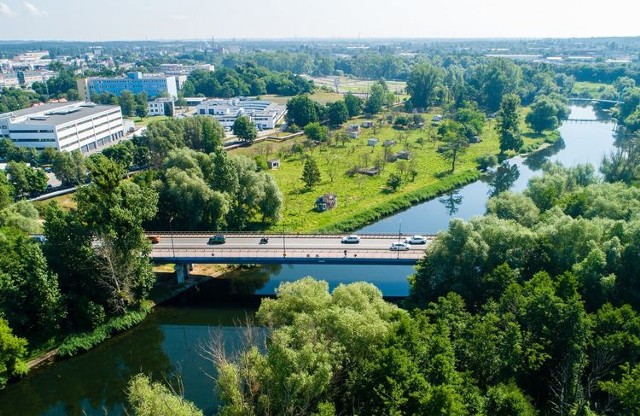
267;159;281;169
432;115;443;122
347;124;360;133
383;139;396;147
468;135;481;143
316;193;338;212
348;131;359;139
361;121;374;128
367;138;379;146
396;150;412;160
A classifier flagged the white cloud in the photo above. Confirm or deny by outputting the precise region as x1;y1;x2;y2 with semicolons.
0;2;18;16
170;14;187;21
23;1;47;16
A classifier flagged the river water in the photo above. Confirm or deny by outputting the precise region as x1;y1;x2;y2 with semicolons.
0;105;617;416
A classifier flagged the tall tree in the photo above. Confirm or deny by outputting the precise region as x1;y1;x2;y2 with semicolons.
406;63;441;109
52;150;87;186
286;95;320;128
344;93;363;117
232;115;257;143
327;101;349;127
301;156;321;189
439;120;468;173
496;93;523;155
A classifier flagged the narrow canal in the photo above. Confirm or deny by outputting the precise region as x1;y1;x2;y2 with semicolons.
0;105;617;416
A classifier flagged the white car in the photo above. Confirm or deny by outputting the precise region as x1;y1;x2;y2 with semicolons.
390;242;410;251
405;235;427;245
341;235;361;244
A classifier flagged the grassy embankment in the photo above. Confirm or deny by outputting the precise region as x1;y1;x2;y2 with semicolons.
571;81;616;99
233;108;555;233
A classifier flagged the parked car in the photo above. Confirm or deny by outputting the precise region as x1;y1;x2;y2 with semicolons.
147;235;160;244
31;234;47;243
390;242;410;251
208;234;226;245
341;235;361;244
405;235;427;245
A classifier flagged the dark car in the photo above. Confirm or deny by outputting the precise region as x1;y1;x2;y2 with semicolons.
208;234;226;245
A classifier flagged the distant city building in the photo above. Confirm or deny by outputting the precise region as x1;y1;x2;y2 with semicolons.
147;98;175;116
195;98;285;129
0;101;124;154
77;72;178;101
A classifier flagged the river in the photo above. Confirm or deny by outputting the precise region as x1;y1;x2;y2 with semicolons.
0;105;617;416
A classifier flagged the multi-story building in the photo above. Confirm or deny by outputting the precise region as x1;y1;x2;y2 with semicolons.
195;98;286;130
147;98;175;116
0;101;124;154
77;72;178;101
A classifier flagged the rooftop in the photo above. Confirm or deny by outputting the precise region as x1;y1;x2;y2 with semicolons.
1;101;121;126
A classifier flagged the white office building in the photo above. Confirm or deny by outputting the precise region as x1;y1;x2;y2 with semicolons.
147;98;175;116
195;98;286;129
0;101;124;154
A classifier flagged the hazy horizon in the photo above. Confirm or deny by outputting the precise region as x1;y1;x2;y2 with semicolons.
1;0;639;42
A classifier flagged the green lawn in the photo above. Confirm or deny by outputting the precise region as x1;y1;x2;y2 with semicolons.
571;82;616;99
232;109;552;233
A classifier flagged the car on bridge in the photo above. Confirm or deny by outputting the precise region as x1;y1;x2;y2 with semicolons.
405;235;427;245
147;235;160;244
207;234;226;245
390;242;410;251
341;235;361;244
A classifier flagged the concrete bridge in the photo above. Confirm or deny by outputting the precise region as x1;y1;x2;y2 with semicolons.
148;232;434;282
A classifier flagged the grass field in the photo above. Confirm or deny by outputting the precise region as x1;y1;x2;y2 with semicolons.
571;82;616;99
309;76;407;95
232;109;552;233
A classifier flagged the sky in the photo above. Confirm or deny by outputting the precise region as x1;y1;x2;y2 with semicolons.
0;0;639;41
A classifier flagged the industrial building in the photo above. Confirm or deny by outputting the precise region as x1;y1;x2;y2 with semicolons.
0;101;124;154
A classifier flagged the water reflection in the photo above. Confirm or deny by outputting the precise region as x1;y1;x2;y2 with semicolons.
439;191;463;216
523;137;566;171
488;163;520;197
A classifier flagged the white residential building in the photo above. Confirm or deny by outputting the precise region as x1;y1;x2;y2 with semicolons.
195;98;286;129
0;101;124;154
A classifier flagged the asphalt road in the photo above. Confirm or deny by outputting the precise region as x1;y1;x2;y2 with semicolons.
152;235;430;252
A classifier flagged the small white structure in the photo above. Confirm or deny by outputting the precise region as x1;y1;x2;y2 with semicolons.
147;98;175;116
432;115;443;122
367;138;379;146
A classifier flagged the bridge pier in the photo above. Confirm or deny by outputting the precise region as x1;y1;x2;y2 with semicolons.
174;263;192;284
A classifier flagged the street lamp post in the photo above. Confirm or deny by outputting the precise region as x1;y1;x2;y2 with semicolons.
169;216;176;261
282;224;286;257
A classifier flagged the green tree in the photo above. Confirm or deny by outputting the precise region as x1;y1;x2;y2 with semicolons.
479;58;523;112
439;121;468;173
232;115;257;143
406;63;442;108
301;156;321;189
0;318;28;388
0;172;13;210
51;150;87;186
344;93;363;117
75;155;158;313
327;101;349;127
496;93;523;155
485;383;537;416
5;162;47;199
119;90;136;117
0;228;64;336
127;374;204;416
134;93;148;118
454;105;486;139
304;122;328;142
364;81;389;114
525;95;569;133
286;95;320;128
386;173;402;192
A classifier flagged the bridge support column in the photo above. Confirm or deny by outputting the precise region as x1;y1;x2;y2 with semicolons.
175;263;191;284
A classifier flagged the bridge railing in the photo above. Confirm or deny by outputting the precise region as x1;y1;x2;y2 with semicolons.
146;231;438;239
